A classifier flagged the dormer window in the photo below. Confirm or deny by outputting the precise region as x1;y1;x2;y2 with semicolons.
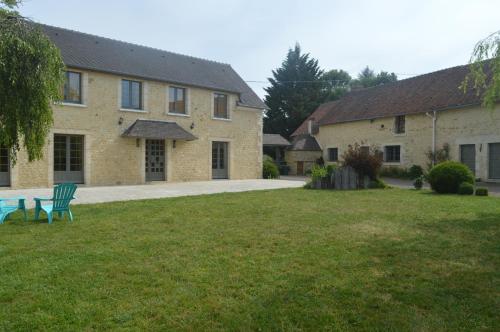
63;71;82;104
394;115;405;134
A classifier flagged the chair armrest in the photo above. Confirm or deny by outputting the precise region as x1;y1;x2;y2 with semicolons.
34;197;52;202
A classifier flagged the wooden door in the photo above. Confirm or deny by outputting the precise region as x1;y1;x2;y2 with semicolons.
297;161;304;176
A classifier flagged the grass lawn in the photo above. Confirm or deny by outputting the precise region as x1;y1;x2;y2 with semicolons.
0;188;499;331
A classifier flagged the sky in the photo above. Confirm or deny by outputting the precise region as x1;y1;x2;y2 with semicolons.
18;0;500;99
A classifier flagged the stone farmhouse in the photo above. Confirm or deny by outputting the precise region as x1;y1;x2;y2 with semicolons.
286;64;500;182
0;25;266;189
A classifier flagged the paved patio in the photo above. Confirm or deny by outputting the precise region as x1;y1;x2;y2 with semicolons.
0;179;306;208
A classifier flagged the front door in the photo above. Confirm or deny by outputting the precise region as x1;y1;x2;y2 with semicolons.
146;139;165;181
460;144;476;175
297;161;304;176
54;134;84;184
0;146;10;186
212;142;228;179
489;143;500;179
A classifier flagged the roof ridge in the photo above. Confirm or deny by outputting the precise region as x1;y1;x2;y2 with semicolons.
37;22;231;67
345;63;470;96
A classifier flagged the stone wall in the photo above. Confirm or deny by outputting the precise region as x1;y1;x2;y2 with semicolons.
285;150;322;175
316;105;500;181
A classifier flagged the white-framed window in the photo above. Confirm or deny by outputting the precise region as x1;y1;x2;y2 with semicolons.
213;92;229;119
63;71;82;104
121;79;142;110
168;86;187;115
384;145;401;162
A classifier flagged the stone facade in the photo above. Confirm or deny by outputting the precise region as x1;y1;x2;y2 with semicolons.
8;69;263;189
285;150;322;175
315;105;500;182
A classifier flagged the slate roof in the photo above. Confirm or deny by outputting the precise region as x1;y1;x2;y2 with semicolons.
40;24;266;110
292;63;482;136
122;120;197;141
263;134;291;146
288;135;321;151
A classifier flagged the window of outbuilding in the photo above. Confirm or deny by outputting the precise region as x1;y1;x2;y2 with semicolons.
328;148;338;162
394;115;405;134
384;145;401;162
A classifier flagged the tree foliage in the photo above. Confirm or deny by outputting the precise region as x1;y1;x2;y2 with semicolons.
341;143;383;180
352;66;397;88
461;30;500;109
321;69;351;102
263;44;325;138
0;0;64;163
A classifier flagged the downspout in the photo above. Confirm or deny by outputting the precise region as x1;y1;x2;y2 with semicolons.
425;111;437;166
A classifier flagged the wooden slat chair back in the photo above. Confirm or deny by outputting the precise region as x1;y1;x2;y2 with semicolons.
53;183;77;211
34;183;77;224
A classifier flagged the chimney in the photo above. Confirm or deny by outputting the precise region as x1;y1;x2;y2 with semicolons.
307;119;313;135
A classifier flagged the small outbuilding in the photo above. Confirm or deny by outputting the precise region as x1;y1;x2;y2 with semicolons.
263;134;291;163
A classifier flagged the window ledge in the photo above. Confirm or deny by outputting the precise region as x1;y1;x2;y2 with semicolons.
212;117;232;122
383;161;401;165
120;108;148;113
58;102;87;108
167;112;190;118
393;133;406;137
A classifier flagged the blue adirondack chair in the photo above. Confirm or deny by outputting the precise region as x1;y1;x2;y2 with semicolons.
34;183;77;224
0;197;27;224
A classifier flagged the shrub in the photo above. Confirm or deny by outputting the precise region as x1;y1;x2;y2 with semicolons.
475;187;489;196
458;182;474;195
368;178;387;189
263;158;279;179
341;143;383;180
303;181;313;189
427;161;474;194
408;165;424;179
326;164;337;177
311;164;328;181
413;176;424;190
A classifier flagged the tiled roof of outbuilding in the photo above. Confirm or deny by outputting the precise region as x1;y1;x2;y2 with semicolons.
292;63;483;136
288;135;321;151
263;134;290;146
40;24;266;110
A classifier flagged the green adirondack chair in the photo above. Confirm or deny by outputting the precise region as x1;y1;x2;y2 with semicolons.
34;183;77;224
0;197;27;224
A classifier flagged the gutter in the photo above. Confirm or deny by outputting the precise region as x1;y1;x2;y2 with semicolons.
425;111;437;166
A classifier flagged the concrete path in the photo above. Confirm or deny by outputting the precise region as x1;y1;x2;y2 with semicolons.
383;177;500;197
0;179;306;208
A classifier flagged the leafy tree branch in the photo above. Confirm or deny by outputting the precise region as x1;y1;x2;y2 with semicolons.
0;0;65;163
461;30;500;109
